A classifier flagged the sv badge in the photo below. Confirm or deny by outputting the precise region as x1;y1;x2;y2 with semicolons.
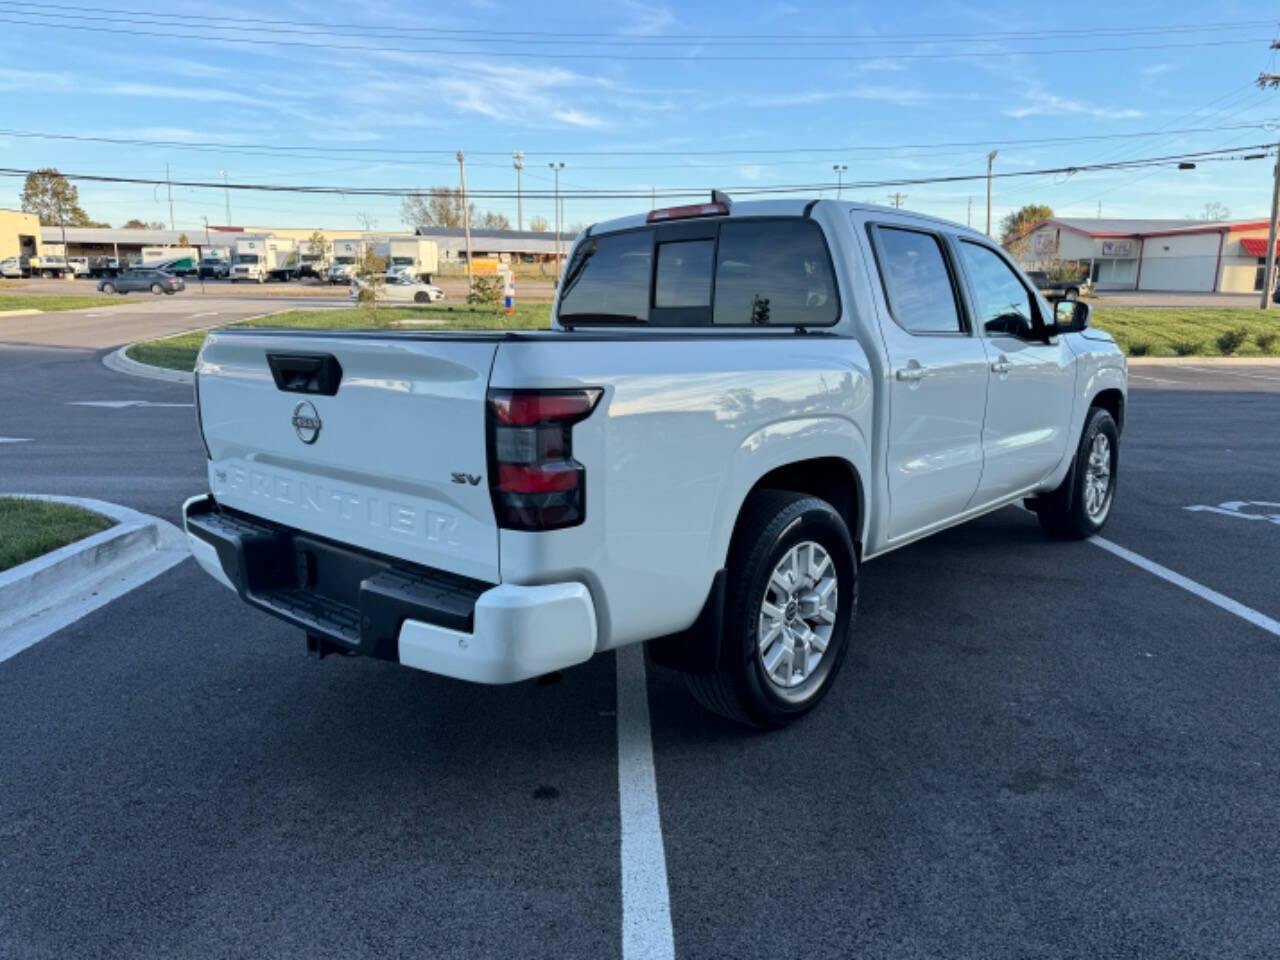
451;472;482;486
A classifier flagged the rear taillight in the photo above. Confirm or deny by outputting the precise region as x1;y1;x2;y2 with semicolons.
193;370;212;460
646;201;728;223
487;388;602;531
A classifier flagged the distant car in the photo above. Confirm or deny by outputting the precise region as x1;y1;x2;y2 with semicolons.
88;256;119;278
0;256;24;279
348;273;445;303
98;268;185;296
67;257;92;278
1025;270;1092;301
199;257;231;279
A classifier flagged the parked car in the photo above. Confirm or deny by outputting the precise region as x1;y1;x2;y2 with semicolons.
183;196;1126;728
0;256;24;279
199;256;231;279
1025;269;1092;301
98;268;185;296
347;273;445;303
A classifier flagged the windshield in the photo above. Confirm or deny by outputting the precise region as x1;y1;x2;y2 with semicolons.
334;256;355;265
235;254;259;264
390;256;414;266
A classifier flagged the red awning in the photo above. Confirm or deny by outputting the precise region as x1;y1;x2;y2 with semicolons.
1240;237;1280;257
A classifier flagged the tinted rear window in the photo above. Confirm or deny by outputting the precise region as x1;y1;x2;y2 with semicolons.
557;218;838;326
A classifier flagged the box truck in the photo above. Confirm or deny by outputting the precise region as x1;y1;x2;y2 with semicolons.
142;246;199;276
230;237;297;283
381;237;439;282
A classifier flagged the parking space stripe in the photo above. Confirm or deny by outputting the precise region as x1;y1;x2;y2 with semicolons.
1091;536;1280;637
616;643;676;960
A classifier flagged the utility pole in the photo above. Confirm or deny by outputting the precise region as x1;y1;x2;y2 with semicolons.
967;196;972;228
833;164;847;199
888;192;906;209
549;161;564;271
458;151;473;291
1257;72;1280;309
986;149;997;237
166;163;174;230
219;170;231;225
512;151;524;231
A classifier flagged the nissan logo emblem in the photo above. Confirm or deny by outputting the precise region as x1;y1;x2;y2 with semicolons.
291;400;321;444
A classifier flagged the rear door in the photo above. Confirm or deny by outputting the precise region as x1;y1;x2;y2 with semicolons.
197;330;501;583
865;223;990;541
953;240;1076;505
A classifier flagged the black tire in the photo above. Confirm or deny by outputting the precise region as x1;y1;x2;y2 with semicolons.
1031;406;1118;540
1063;287;1079;301
413;291;429;303
685;490;858;728
150;283;164;295
101;283;116;295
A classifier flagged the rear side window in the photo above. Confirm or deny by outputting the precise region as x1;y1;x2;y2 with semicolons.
558;229;653;322
557;218;839;327
713;220;837;326
874;227;964;334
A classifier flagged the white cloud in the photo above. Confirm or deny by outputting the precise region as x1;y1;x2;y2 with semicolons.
617;0;676;35
104;82;289;106
554;109;608;129
0;66;72;91
737;164;765;181
1004;89;1141;120
752;85;933;108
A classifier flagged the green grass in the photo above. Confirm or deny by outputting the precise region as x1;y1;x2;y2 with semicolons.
127;303;553;372
0;497;116;572
1090;308;1280;357
0;293;127;313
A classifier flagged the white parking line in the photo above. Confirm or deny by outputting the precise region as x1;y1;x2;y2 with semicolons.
1090;536;1280;637
1180;365;1280;383
187;311;219;319
616;643;675;960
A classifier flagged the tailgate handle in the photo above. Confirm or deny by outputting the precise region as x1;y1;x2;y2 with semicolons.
266;353;343;396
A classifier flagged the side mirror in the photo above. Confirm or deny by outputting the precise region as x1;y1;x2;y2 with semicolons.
1053;299;1092;334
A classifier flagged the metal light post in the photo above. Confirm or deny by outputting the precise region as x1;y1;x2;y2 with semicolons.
833;164;847;199
986;150;998;237
513;151;524;232
549;161;564;270
219;170;231;225
1257;72;1280;309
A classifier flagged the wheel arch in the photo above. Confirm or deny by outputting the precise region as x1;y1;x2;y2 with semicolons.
1091;386;1125;433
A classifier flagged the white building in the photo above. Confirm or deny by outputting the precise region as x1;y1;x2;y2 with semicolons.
1022;217;1278;293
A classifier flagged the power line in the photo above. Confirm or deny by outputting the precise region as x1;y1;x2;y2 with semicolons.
1;143;1270;201
0;14;1270;61
3;121;1277;161
2;2;1273;44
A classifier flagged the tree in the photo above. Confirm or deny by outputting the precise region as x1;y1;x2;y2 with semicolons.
529;216;549;232
307;230;327;259
121;219;166;230
999;203;1054;260
401;186;475;228
177;233;189;246
479;211;511;230
20;168;94;226
1189;201;1231;221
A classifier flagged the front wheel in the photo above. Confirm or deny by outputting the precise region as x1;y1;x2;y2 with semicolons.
101;283;116;295
685;490;857;728
1062;287;1079;301
1031;406;1118;539
413;291;429;303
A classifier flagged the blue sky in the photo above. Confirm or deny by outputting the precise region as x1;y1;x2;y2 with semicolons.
1;0;1278;232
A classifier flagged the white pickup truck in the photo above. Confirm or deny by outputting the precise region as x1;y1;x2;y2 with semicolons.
184;197;1126;727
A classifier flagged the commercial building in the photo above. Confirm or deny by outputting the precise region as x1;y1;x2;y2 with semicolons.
0;209;42;261
1023;217;1279;293
413;225;578;261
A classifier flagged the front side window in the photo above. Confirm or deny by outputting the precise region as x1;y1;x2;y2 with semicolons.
874;227;964;334
713;220;837;325
958;241;1038;339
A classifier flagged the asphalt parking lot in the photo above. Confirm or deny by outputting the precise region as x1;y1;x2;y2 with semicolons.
2;312;1278;958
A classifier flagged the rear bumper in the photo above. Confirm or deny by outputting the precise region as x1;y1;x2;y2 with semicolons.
182;495;597;683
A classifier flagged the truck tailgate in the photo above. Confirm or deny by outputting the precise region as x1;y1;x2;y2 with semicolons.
197;330;500;583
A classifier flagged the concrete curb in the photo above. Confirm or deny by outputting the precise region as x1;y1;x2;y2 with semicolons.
102;308;302;384
1127;356;1280;365
103;345;195;384
0;308;42;317
0;495;189;663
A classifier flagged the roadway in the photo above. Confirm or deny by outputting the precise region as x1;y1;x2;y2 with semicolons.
1;334;1278;959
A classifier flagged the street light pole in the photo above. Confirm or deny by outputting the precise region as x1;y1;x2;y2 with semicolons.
833;163;847;199
166;162;174;230
1257;72;1280;309
549;161;564;270
458;151;473;291
513;151;524;232
986;150;998;237
219;170;231;225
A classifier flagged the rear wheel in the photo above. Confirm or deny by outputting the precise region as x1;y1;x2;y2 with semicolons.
150;283;164;295
685;490;857;728
1031;406;1118;539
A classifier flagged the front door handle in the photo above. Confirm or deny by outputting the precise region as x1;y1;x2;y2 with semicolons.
990;355;1012;374
896;363;927;382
